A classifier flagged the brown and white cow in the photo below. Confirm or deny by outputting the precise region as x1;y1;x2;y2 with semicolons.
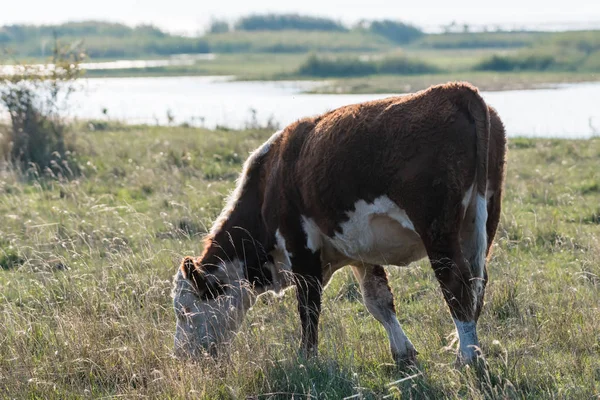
172;82;507;365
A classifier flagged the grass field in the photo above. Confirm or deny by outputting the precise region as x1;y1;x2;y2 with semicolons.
78;49;600;93
307;70;600;94
0;124;599;398
82;53;308;80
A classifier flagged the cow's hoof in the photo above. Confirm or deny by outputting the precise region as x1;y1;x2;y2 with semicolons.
454;348;484;369
298;345;318;360
393;346;419;368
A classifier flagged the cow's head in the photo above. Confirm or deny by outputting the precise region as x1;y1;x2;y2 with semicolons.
172;256;256;358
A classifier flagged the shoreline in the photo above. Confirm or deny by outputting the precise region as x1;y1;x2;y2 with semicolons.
78;70;600;94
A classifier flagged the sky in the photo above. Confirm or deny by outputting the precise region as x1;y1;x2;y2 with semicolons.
1;0;600;34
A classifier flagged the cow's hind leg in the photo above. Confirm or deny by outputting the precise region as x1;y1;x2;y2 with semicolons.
352;264;417;366
427;237;481;365
461;193;489;321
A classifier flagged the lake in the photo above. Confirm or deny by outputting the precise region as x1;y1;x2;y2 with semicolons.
65;77;600;138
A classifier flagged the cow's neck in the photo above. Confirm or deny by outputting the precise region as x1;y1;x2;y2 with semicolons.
200;159;273;288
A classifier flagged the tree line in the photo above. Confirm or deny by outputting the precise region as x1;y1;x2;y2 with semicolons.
0;17;425;58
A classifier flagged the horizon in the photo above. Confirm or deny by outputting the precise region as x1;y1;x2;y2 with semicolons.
1;0;600;35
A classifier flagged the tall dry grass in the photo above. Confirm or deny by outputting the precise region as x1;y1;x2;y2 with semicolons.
0;127;599;398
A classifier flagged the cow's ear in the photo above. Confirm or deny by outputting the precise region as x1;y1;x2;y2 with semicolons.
180;257;223;299
180;256;205;293
180;256;198;279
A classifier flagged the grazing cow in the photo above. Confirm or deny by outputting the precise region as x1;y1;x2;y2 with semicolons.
172;82;507;365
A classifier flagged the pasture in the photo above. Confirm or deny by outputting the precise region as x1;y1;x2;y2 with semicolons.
0;124;599;398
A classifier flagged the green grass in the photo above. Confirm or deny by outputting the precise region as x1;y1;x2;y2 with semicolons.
1;124;599;398
415;31;543;49
295;54;438;78
306;70;600;94
84;53;308;80
204;30;392;53
80;50;600;93
0;22;210;59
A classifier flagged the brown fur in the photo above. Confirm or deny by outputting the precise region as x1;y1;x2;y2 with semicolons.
180;81;507;362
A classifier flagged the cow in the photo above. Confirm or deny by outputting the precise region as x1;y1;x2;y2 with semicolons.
172;82;507;366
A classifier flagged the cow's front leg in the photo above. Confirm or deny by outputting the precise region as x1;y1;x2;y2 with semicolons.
295;268;322;357
284;240;323;358
278;214;324;358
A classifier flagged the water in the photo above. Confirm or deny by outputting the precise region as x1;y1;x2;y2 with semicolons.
0;54;216;75
63;77;600;138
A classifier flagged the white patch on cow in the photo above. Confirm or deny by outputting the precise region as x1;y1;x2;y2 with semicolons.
462;184;474;217
209;130;283;236
461;187;488;316
453;319;480;362
301;216;323;253
172;258;255;358
470;194;488;311
267;229;295;293
275;229;293;260
327;196;425;266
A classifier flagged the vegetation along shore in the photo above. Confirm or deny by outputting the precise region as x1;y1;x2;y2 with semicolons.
1;16;599;93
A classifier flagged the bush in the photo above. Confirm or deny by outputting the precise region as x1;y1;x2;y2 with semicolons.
296;54;438;77
369;20;423;44
417;32;539;49
0;41;83;176
235;14;346;32
209;19;230;34
297;54;377;77
474;53;556;72
378;55;438;74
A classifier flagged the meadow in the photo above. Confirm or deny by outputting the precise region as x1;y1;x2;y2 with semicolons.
3;19;600;94
78;50;600;94
0;122;599;399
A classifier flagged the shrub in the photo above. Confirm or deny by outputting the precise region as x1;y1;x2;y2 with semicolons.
209;19;230;34
0;40;83;176
297;54;377;77
235;14;346;32
296;54;438;77
369;20;423;44
417;31;538;49
474;53;555;72
378;55;438;74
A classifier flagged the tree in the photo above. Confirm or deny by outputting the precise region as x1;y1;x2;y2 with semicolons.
209;19;230;34
369;20;423;44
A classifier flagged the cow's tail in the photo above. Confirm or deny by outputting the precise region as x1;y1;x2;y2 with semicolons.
450;82;491;319
450;82;490;198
